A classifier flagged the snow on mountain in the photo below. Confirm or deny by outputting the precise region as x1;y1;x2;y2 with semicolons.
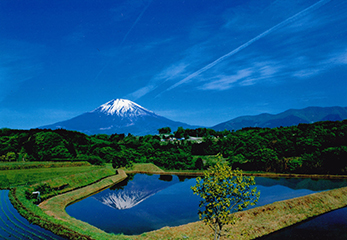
93;99;153;117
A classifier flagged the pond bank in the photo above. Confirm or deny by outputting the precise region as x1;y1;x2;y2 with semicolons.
11;169;347;239
142;185;347;240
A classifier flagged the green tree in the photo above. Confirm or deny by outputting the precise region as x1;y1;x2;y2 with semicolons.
32;132;72;160
158;127;171;134
174;126;185;139
195;157;204;170
5;152;16;162
250;148;279;171
191;155;260;240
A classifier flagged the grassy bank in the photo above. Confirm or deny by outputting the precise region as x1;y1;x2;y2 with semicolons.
26;166;116;202
121;163;165;173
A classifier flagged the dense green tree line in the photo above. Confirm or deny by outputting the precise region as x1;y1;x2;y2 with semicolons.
1;120;347;174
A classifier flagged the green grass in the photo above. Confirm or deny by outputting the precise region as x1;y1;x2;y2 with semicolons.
122;163;165;173
0;161;91;170
24;167;116;202
0;164;111;189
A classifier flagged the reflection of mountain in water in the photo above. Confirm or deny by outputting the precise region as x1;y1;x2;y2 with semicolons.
93;174;178;210
97;190;157;210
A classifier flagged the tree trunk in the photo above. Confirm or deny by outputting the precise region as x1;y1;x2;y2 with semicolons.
214;222;218;240
217;225;222;240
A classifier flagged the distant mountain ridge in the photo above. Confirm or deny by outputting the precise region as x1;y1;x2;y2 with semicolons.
40;99;194;135
41;100;347;135
212;106;347;131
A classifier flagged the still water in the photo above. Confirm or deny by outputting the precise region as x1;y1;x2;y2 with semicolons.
66;174;347;236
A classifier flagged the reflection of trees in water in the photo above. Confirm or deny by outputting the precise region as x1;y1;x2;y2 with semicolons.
178;175;195;182
110;174;135;191
159;174;196;182
159;175;172;182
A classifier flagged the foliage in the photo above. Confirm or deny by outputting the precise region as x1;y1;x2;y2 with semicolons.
32;131;73;160
1;120;347;173
191;154;260;240
158;127;171;134
174;126;186;139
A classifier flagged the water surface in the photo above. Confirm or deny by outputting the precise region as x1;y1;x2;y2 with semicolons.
66;174;347;235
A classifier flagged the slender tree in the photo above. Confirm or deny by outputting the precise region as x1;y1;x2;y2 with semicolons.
191;154;260;240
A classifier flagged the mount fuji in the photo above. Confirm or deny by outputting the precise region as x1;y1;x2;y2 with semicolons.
40;99;194;135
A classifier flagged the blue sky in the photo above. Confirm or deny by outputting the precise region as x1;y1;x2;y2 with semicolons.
1;0;347;128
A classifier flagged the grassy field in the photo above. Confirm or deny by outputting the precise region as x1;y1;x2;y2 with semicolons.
0;162;114;189
120;163;165;173
0;161;91;170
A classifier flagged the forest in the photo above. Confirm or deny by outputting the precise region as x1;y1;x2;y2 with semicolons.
1;119;347;174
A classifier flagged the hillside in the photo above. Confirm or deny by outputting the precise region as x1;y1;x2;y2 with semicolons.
212;106;347;131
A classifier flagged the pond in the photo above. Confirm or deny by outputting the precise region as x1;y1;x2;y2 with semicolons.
0;190;65;240
65;174;347;236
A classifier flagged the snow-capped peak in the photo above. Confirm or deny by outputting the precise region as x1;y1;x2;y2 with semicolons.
93;99;153;117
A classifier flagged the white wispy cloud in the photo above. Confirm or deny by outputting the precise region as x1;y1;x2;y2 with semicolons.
324;49;347;65
292;49;347;79
126;62;189;100
156;0;332;94
199;60;282;91
127;0;345;101
199;70;252;91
